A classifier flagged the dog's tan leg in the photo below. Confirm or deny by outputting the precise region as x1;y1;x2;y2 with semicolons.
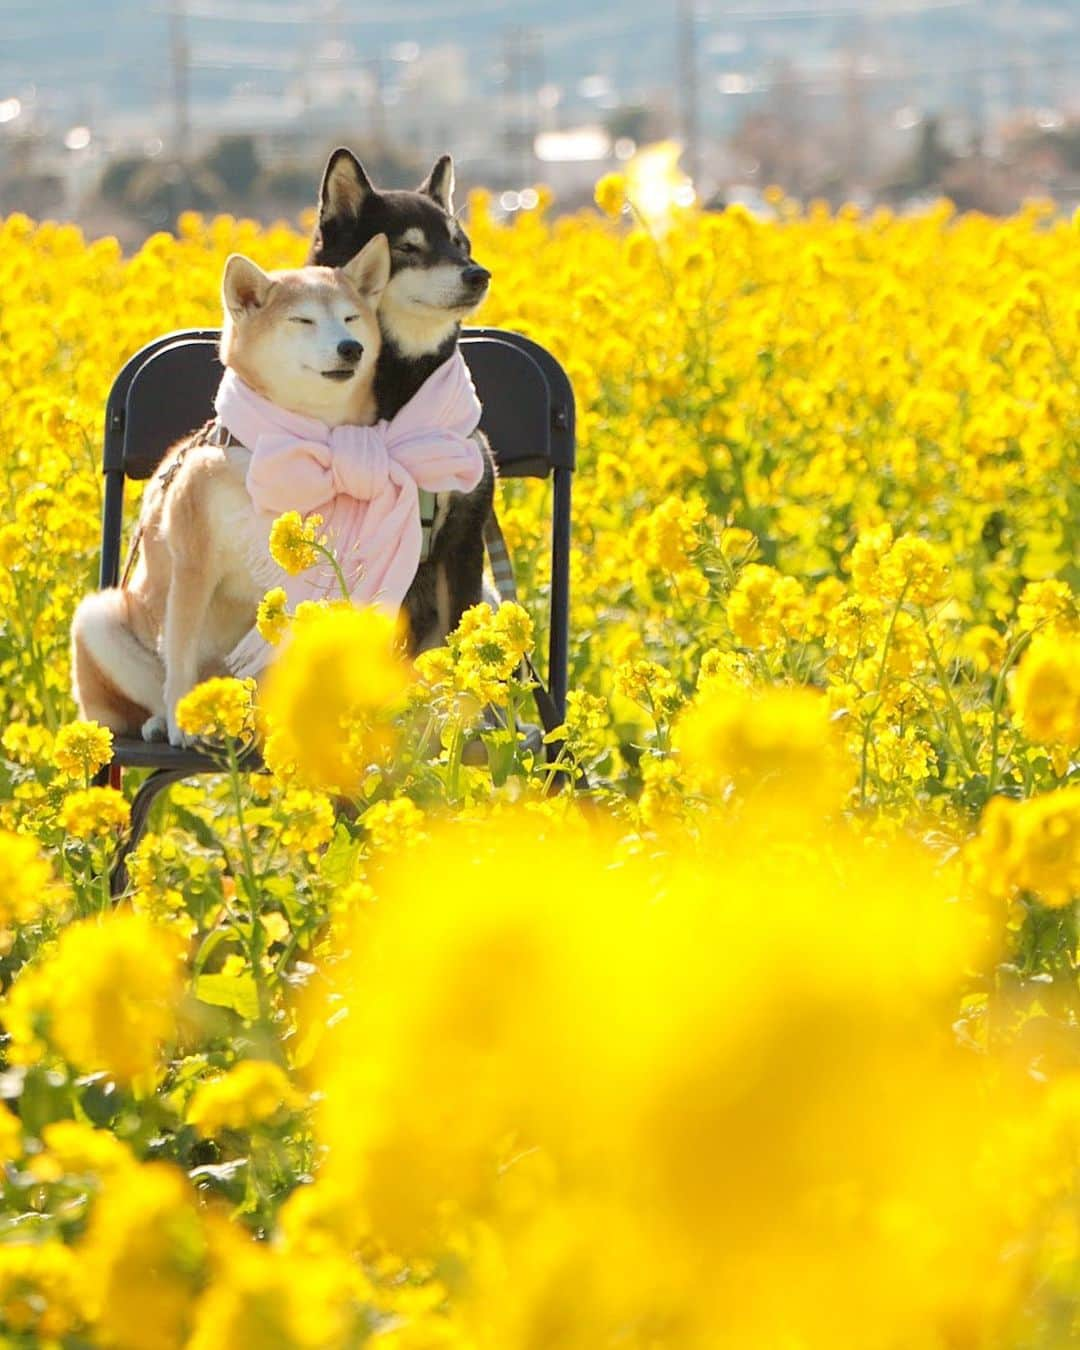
71;591;163;735
162;558;218;747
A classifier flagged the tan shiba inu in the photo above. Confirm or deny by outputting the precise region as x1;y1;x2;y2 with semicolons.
71;234;390;746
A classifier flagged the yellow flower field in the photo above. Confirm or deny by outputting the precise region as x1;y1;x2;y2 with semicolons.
0;186;1077;1346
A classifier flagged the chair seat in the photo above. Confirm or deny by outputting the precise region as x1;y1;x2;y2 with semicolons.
111;737;262;773
111;725;543;775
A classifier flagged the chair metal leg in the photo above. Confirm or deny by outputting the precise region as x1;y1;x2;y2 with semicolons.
110;768;189;897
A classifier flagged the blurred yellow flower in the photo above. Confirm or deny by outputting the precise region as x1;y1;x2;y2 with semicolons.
188;1059;305;1135
1010;635;1080;748
79;1162;207;1350
0;1241;86;1341
4;912;184;1084
0;830;56;933
677;682;845;809
968;788;1080;908
593;173;626;219
58;786;130;840
260;604;410;794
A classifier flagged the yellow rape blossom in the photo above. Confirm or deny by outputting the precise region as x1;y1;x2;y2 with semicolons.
677;682;846;809
268;510;324;575
255;585;290;645
175;676;257;742
52;719;113;779
0;1241;87;1341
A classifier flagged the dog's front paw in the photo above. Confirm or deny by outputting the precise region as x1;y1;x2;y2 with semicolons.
166;719;195;749
141;714;168;743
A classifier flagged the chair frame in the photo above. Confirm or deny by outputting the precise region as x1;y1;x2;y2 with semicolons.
94;327;576;889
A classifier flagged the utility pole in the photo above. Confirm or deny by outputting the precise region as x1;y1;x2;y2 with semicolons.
843;47;867;192
678;0;700;187
502;27;541;186
169;0;190;163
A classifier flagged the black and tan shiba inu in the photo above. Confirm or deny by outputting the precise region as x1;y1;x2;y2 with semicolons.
309;148;495;653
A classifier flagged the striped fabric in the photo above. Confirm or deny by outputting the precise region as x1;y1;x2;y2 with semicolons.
483;510;519;604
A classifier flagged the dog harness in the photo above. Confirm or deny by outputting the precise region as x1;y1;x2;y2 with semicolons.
417;488;437;563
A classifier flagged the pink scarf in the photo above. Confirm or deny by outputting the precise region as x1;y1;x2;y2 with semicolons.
217;351;484;677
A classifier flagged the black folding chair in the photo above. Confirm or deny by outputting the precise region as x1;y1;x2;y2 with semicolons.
95;327;575;888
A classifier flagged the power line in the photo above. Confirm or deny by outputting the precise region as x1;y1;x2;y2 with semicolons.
710;0;977;17
172;0;515;23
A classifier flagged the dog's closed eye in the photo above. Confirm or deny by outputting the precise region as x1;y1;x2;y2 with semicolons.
289;316;316;325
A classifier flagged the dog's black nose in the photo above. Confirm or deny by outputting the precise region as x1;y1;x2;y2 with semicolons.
462;264;491;290
337;339;364;363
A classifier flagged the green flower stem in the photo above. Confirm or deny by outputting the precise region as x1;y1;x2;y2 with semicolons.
446;720;465;803
987;631;1032;795
313;540;352;604
921;613;980;777
225;738;271;1027
859;584;908;809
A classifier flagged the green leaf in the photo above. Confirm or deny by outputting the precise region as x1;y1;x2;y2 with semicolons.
193;971;260;1022
481;727;518;787
189;1158;249;1203
171;802;226;853
318;823;362;889
193;925;236;975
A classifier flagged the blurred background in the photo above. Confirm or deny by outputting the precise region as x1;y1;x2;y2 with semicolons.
1;0;1078;244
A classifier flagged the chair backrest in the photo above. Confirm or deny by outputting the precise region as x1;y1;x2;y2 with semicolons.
104;328;575;481
97;326;576;724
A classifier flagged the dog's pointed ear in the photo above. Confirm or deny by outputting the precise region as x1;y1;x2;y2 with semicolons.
319;147;373;220
223;255;275;317
341;233;391;298
420;154;455;213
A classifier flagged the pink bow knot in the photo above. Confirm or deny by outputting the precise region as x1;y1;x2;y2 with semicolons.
327;427;393;502
214;351;485;679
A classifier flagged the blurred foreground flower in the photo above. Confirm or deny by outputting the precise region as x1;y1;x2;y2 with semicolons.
80;1162;207;1349
307;812;1027;1349
0;830;57;933
3;912;184;1085
260;604;411;794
